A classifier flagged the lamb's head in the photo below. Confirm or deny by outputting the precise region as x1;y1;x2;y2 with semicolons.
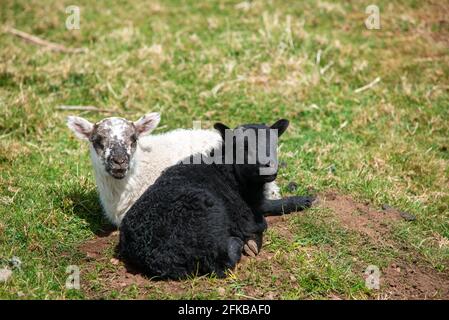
67;113;160;179
214;119;289;184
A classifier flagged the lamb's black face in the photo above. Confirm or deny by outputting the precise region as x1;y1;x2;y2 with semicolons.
235;125;278;183
214;119;289;184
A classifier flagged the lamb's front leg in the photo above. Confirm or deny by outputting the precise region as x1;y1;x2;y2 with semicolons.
258;195;315;216
227;237;244;266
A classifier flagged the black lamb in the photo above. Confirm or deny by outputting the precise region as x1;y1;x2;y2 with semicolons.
119;119;314;279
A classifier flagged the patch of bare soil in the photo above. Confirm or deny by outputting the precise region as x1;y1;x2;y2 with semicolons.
381;262;449;299
78;192;449;299
79;230;191;299
319;191;401;243
79;230;117;262
319;191;449;300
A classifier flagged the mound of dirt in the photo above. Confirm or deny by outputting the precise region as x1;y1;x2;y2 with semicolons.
319;192;449;299
320;192;400;243
381;262;449;299
79;231;118;261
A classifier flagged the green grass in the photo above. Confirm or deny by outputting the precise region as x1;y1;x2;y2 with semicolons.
1;0;448;299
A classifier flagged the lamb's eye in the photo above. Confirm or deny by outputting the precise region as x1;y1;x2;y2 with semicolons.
93;137;104;150
131;134;138;146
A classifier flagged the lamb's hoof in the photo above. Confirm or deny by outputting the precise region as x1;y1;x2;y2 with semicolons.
298;195;316;209
243;240;259;257
311;195;321;206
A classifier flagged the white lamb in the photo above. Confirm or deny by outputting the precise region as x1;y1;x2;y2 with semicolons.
66;112;281;226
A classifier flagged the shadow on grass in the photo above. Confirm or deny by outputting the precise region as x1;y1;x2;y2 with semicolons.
60;185;116;236
113;245;184;282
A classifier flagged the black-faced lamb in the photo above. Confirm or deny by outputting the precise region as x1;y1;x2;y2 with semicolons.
119;119;314;279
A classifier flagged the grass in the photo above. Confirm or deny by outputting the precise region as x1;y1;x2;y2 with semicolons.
0;0;448;299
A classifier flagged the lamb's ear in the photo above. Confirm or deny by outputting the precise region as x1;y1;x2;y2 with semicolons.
213;122;230;140
134;112;160;136
270;119;289;137
66;116;94;140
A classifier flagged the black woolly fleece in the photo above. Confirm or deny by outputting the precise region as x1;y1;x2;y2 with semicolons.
119;160;268;279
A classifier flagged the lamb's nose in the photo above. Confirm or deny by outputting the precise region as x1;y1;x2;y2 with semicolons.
113;156;126;165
